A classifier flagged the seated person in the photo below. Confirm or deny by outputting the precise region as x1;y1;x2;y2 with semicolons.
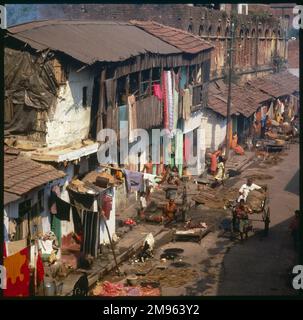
164;199;177;222
238;178;262;202
167;173;180;186
143;156;153;174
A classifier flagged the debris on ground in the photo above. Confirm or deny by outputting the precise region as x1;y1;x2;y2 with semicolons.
143;268;199;288
92;281;160;296
244;174;273;180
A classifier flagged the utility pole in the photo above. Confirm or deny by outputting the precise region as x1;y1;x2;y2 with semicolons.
225;21;235;160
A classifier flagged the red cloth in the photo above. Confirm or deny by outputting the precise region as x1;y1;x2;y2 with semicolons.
3;247;30;297
234;145;245;155
36;254;44;285
183;135;191;164
102;194;113;220
210;150;221;173
152;84;163;101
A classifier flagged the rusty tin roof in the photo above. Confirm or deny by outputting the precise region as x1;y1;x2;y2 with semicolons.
7;20;212;65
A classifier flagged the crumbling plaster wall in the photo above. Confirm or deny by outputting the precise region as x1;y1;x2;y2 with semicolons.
46;67;95;147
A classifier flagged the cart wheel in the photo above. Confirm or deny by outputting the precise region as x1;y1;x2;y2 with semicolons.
264;208;270;236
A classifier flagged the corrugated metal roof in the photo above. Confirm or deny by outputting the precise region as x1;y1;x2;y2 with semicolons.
131;20;213;54
4;151;66;197
7;20;185;65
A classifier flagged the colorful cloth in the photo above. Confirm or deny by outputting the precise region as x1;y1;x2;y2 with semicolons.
152;84;163;101
4;247;30;297
162;71;169;129
101;194;113;220
51;215;62;246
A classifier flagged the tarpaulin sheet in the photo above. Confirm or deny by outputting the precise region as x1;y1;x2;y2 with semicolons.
4;47;58;135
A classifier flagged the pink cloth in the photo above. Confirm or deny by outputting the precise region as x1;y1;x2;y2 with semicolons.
162;72;169;129
152;84;163;101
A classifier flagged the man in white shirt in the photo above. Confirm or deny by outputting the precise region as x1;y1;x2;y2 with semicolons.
238;178;262;202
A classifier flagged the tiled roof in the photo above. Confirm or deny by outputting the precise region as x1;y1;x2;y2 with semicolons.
4;150;66;198
269;71;299;94
130;20;214;54
4;192;21;206
208;79;272;118
247;71;298;98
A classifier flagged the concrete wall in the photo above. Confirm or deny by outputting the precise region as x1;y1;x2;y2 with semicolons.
201;108;227;151
46;67;95;147
4;174;69;241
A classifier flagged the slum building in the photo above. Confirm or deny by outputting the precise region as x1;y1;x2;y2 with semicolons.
3;19;215;295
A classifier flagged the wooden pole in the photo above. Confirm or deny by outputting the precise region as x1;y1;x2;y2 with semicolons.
97;68;106;135
226;22;235;160
102;214;121;275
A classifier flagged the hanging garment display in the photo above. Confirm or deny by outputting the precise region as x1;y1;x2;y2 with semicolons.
180;66;187;90
100;193;113;220
6;238;27;257
182;89;192;121
128;95;137;143
3;246;30;297
55;197;71;221
36;253;44;286
123;169;143;193
267;102;274;119
167;71;174;132
152;84;163;101
162;71;169;129
82;211;100;258
51;215;61;247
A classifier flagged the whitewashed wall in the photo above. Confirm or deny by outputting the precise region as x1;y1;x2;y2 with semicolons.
46;67;95;147
201;108;227;151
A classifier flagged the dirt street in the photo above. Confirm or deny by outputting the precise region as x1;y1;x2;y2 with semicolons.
91;145;299;297
160;144;299;296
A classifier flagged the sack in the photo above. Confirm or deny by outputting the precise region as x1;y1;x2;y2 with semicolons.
246;190;265;212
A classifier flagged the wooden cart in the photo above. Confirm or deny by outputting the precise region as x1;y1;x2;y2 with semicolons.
231;188;270;238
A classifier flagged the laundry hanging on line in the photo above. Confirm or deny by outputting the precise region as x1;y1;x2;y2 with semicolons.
123;169;144;193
